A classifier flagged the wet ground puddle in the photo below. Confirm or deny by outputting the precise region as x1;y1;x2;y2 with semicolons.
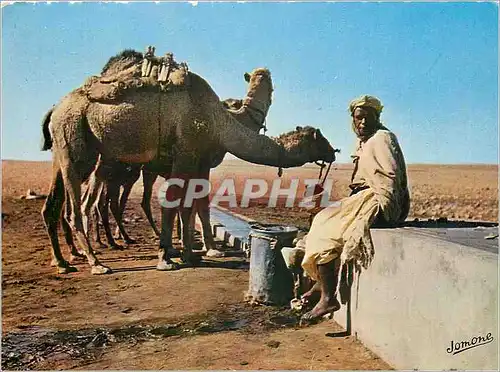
2;303;300;370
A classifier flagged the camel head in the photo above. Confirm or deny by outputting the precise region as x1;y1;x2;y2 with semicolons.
274;126;339;164
244;67;273;102
240;68;274;131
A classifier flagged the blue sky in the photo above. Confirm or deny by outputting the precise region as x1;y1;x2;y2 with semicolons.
1;1;498;164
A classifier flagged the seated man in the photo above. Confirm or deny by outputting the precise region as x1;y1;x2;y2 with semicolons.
300;95;410;322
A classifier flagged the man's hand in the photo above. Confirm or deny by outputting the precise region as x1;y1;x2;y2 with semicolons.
301;193;324;211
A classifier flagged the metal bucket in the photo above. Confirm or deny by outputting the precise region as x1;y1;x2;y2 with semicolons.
245;224;298;305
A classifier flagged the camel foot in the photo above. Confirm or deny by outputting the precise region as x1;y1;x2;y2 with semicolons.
110;243;125;251
300;297;340;326
181;251;201;266
51;258;73;267
165;247;181;258
91;265;113;275
51;259;77;273
57;264;78;274
94;241;108;249
124;238;137;245
156;260;180;271
205;249;224;258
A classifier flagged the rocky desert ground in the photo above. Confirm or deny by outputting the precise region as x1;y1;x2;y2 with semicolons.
1;159;498;370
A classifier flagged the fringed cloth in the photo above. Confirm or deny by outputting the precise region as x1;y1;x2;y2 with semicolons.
301;129;410;283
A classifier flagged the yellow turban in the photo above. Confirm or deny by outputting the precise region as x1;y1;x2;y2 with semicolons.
348;95;384;115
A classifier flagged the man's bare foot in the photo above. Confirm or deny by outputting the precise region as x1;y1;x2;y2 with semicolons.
300;296;341;324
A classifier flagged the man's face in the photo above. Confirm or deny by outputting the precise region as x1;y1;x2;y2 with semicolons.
352;106;378;140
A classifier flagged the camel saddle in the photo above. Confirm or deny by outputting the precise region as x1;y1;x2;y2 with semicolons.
82;50;190;103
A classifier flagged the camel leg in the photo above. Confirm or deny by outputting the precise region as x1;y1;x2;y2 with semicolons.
81;183;100;246
171;156;200;265
157;206;179;271
156;160;184;270
92;190;108;249
159;207;175;250
81;179;92;237
81;171;104;239
188;207;197;243
113;185;126;240
176;211;184;242
58;154;111;275
113;170;140;243
197;196;223;258
188;167;220;257
159;185;177;251
42;162;78;274
92;205;102;246
179;206;197;264
99;184;124;250
141;169;161;237
62;197;86;262
112;185;135;244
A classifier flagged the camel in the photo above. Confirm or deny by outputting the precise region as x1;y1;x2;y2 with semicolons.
137;71;273;258
75;67;273;257
76;68;269;253
42;49;337;275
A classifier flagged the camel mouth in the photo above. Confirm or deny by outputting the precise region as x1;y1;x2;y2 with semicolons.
318;147;338;163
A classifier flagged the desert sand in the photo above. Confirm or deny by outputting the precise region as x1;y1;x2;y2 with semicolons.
1;159;497;370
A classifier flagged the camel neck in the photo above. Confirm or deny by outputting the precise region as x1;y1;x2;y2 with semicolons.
242;95;270;122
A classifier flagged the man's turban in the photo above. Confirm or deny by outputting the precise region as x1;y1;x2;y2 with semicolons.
348;95;384;115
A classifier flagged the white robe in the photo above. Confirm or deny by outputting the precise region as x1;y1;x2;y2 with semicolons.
301;129;410;281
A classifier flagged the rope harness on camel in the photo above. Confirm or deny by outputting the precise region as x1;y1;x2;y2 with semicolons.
242;96;269;133
81;46;192;164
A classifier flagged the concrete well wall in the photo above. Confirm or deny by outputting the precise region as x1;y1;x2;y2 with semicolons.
334;227;498;370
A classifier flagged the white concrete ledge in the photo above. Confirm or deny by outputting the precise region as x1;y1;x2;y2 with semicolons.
334;227;498;370
204;206;498;369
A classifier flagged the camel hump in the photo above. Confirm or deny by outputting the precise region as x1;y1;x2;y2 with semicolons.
82;63;144;103
82;47;190;102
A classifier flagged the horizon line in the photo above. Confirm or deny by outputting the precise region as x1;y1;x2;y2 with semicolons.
1;158;498;167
